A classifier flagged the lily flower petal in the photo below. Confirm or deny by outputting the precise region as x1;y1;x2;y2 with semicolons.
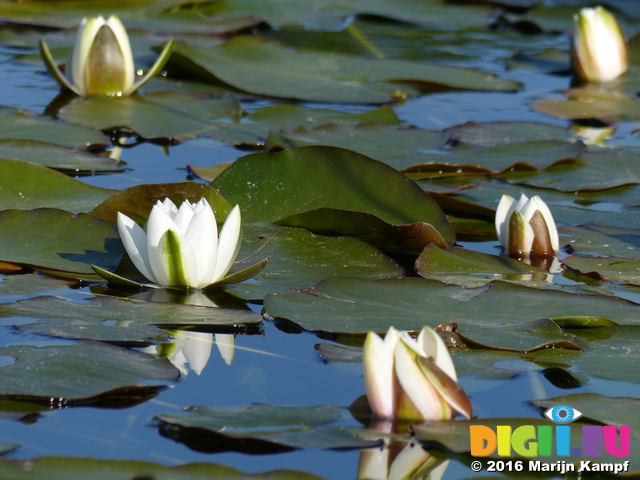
363;331;395;419
117;212;158;285
210;205;242;284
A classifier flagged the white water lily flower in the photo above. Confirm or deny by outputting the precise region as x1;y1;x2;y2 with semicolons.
573;6;627;83
117;198;242;289
495;194;559;258
363;326;472;422
39;15;173;97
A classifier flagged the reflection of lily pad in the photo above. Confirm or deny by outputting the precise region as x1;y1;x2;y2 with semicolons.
212;146;455;249
0;209;124;279
0;341;178;406
228;223;403;300
156;405;379;453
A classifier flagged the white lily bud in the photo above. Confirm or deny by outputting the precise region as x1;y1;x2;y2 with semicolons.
495;194;559;259
117;198;242;289
363;327;472;422
40;15;173;97
573;6;627;83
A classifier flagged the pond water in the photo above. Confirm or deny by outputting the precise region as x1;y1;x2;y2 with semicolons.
1;2;640;480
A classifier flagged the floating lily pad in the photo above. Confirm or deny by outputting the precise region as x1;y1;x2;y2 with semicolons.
265;124;450;170
0;274;77;299
445;121;575;147
59;93;242;141
560;224;640;259
532;89;640;122
414;417;640;466
1;295;260;345
227;223;403;300
0;341;178;406
0;107;108;148
0;209;124;279
403;140;585;179
563;255;640;286
212;146;455;250
156;405;379;453
0;159;116;212
528;325;640;383
168;36;520;105
415;245;552;288
0;139;121;174
500;149;640;192
90;182;232;226
531;393;640;430
264;277;640;351
0;457;327;480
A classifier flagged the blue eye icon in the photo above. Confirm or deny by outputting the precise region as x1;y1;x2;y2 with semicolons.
544;405;582;424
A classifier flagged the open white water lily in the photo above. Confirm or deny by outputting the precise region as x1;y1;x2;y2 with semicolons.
363;326;472;422
117;198;241;289
495;194;559;259
40;15;173;97
573;6;627;83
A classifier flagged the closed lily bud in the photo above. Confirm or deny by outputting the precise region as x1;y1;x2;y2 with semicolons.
117;198;242;289
573;6;627;83
495;194;559;258
363;326;472;422
40;15;173;97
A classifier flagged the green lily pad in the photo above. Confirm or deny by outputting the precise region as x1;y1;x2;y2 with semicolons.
0;457;327;480
0;209;124;279
500;149;640;192
168;36;520;105
445;121;576;147
532;89;640;122
212;146;455;250
560;224;640;259
0;341;178;406
0;107;108;148
90;182;232;226
0;139;121;174
0;159;115;212
265;124;450;170
264;277;640;351
156;405;379;453
227;223;403;300
415;245;553;288
59;93;242;141
532;393;640;431
414;417;640;466
528;325;640;383
403;140;585;179
1;295;261;345
0;274;77;299
563;255;640;286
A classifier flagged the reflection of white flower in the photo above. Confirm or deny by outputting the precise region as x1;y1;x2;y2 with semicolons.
117;198;242;289
39;15;173;97
363;327;471;422
495;194;559;259
573;7;627;83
